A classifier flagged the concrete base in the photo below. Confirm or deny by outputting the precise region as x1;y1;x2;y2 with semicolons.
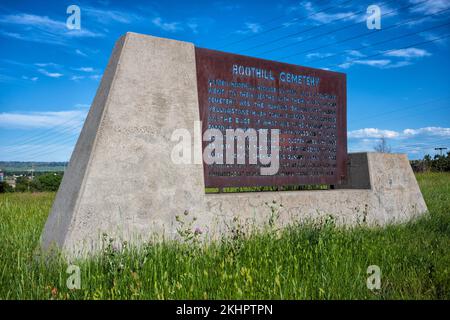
40;33;427;258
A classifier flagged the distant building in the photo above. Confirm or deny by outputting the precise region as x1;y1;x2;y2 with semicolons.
0;170;4;182
5;178;15;188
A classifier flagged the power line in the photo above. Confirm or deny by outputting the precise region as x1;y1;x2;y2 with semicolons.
379;104;450;123
326;32;450;69
282;7;450;61
2;120;83;153
13;134;79;161
239;0;397;54
255;0;430;57
397;138;450;149
205;2;297;47
2;111;86;149
351;96;450;122
218;0;355;50
7;135;79;159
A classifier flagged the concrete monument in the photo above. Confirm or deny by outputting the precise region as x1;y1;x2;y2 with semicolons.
40;32;427;257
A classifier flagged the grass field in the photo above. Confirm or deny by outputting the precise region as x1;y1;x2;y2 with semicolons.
0;172;449;299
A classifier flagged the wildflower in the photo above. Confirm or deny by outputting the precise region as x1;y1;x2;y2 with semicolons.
194;227;202;235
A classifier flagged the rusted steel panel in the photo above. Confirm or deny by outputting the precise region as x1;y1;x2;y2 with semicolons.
195;47;347;188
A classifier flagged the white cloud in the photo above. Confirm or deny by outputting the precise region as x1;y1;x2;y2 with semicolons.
410;0;449;14
236;22;262;34
403;127;450;137
152;17;181;32
0;110;87;131
83;7;141;24
345;50;365;58
348;128;399;139
382;60;413;69
0;13;64;29
0;29;26;40
75;49;88;57
348;126;450;158
306;52;333;59
301;2;360;24
349;127;450;139
338;59;392;69
74;67;94;72
339;48;430;69
35;62;59;68
0;13;104;45
37;69;63;78
187;22;199;34
353;59;391;67
384;48;431;58
22;75;38;81
70;75;85;81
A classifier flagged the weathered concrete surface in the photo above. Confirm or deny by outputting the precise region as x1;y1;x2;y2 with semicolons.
40;33;427;258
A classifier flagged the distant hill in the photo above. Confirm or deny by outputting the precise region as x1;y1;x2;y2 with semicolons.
0;161;68;172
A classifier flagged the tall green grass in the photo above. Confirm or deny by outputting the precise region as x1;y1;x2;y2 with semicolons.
0;173;449;299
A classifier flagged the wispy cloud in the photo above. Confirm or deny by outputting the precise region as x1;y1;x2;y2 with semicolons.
0;29;26;40
0;110;87;131
339;59;391;69
22;75;38;81
301;2;360;24
35;62;60;68
83;6;142;24
236;22;262;34
340;47;432;69
348;128;400;139
306;52;333;59
37;69;63;78
349;127;450;139
384;48;432;58
410;0;449;14
348;126;450;158
152;17;182;32
345;50;365;58
70;75;85;81
0;13;104;45
73;67;94;72
75;49;88;57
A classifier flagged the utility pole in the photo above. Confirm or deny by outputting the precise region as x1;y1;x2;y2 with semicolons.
28;163;34;192
435;147;447;156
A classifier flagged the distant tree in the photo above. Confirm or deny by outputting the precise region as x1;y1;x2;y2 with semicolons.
374;136;392;153
0;181;13;193
31;173;63;192
410;152;450;172
15;176;30;192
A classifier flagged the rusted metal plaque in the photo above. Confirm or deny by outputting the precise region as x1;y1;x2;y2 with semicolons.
195;47;347;188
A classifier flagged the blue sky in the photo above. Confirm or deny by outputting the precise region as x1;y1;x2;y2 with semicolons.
0;0;449;161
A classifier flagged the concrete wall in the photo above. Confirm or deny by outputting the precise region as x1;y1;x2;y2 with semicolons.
40;33;428;258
